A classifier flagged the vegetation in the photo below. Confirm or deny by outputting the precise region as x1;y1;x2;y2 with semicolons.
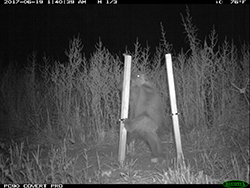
0;9;249;184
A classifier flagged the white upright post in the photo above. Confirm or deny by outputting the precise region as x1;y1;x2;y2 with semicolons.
165;54;184;164
118;54;132;165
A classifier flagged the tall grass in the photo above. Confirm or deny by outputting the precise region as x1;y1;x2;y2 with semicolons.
0;9;248;184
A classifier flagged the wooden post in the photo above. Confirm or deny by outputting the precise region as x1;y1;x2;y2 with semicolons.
118;54;132;165
165;54;184;164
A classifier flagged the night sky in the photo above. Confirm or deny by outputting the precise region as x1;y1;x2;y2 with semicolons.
0;4;249;65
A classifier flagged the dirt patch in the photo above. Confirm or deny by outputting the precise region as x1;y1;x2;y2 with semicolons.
57;136;177;183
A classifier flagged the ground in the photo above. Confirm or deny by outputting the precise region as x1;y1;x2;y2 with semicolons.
0;127;247;184
63;135;177;183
